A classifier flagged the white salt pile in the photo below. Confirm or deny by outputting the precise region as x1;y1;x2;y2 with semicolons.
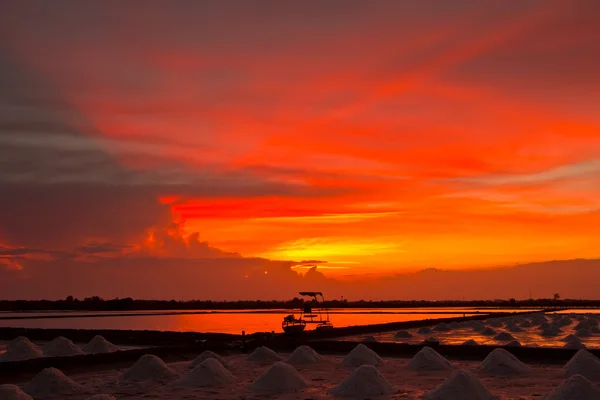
530;314;548;325
0;384;33;400
559;317;573;326
481;327;497;336
478;348;531;375
462;339;479;346
493;332;515;341
24;367;84;398
1;336;43;362
434;322;451;332
250;361;308;392
562;334;581;343
394;330;412;339
247;346;283;363
542;374;600;400
329;365;395;397
42;336;84;357
506;341;522;347
342;343;384;366
418;327;433;334
122;354;179;382
575;320;591;330
423;369;497;400
175;358;234;387
82;335;119;354
285;345;322;366
564;341;587;350
540;326;562;337
190;350;229;369
563;349;600;380
86;396;117;400
361;335;378;343
408;346;454;371
575;328;592;337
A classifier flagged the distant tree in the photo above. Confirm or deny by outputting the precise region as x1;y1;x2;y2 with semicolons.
66;295;74;302
509;298;516;305
553;293;561;301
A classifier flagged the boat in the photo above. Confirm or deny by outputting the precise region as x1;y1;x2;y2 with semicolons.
282;291;334;334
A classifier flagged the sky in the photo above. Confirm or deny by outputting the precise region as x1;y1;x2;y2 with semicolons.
0;1;599;300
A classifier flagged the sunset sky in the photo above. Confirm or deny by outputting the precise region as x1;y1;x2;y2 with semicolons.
1;1;599;299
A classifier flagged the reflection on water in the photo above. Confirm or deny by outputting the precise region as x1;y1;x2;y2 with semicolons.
343;313;600;349
0;312;476;334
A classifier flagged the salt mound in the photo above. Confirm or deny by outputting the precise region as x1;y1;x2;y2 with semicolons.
449;321;461;329
175;358;234;387
481;327;497;336
434;322;451;332
190;350;229;369
564;341;587;350
508;325;524;332
342;343;383;366
540;326;562;337
531;314;548;325
329;365;395;397
506;341;522;347
248;346;283;363
250;362;308;392
86;396;117;400
462;340;479;346
361;335;378;343
576;320;591;330
286;345;321;366
394;330;412;339
588;318;599;326
559;317;573;326
42;336;84;357
418;327;432;334
575;328;592;337
542;374;600;400
590;326;600;334
24;367;83;398
122;354;178;382
494;332;515;342
2;336;43;362
83;335;119;354
563;334;581;343
478;348;531;375
0;384;33;400
424;369;497;400
486;320;503;328
408;346;454;371
519;320;533;328
563;350;600;380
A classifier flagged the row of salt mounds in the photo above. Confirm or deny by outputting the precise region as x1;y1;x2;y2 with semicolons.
0;384;33;400
191;350;229;369
1;336;43;362
329;365;395;397
563;349;600;380
122;354;179;382
342;343;383;366
83;335;119;354
250;362;308;392
418;327;432;334
408;346;454;371
248;346;283;363
434;322;451;332
542;374;600;400
24;367;84;398
478;348;531;376
86;396;117;400
42;336;83;357
175;358;234;387
507;340;522;347
424;369;498;400
286;345;321;366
